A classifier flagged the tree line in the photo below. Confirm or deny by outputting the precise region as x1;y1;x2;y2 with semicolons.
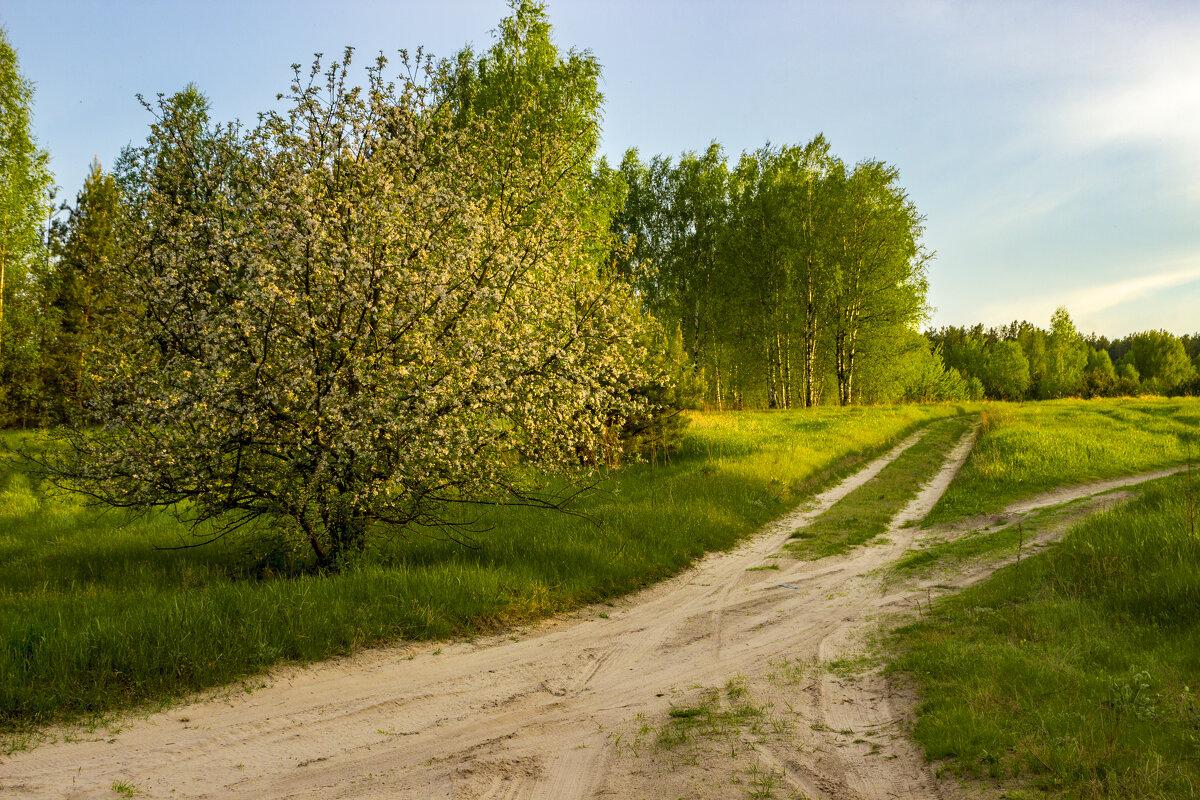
5;15;1197;436
3;24;942;429
929;310;1200;401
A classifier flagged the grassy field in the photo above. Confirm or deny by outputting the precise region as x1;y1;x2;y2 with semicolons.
892;472;1200;799
0;403;961;744
891;397;1200;799
787;414;975;559
923;398;1200;526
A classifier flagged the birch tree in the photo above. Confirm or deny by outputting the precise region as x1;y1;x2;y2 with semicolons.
1039;307;1088;398
827;159;928;405
0;28;53;419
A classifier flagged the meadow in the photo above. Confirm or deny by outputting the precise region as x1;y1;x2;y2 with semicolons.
892;472;1200;799
891;396;1200;799
923;397;1200;526
0;404;959;743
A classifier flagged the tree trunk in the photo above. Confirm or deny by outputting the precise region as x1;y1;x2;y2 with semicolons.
766;335;778;409
802;258;818;408
714;355;723;411
779;329;791;409
835;305;861;405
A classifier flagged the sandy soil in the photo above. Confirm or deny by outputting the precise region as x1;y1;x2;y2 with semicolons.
2;430;1185;800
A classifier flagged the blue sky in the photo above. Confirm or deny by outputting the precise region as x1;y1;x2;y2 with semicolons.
4;0;1199;337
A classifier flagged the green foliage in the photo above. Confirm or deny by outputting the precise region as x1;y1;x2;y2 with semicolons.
446;0;601;169
613;143;732;400
1121;330;1196;393
984;340;1031;400
927;313;1190;401
43;160;123;421
0;27;54;426
877;335;972;403
1085;347;1115;378
41;11;672;568
615;325;704;462
1083;347;1117;398
826;157;930;406
1037;307;1088;399
0;405;955;738
925;398;1200;525
892;474;1200;798
614;136;929;409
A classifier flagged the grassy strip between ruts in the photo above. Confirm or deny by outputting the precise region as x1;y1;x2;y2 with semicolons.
893;522;1029;576
890;472;1200;799
892;500;1085;577
923;397;1200;528
0;404;964;746
785;415;976;560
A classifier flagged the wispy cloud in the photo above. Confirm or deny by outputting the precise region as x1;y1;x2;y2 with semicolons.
974;258;1200;328
1067;262;1200;315
1049;20;1200;198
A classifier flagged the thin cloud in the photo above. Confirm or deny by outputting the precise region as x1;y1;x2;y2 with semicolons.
975;260;1200;327
1045;14;1200;198
1056;26;1200;144
1068;263;1200;316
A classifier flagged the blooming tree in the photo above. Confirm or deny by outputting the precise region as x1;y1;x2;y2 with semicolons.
49;11;662;568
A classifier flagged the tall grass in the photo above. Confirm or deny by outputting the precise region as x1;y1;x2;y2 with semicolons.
892;473;1200;799
924;398;1200;526
0;404;960;741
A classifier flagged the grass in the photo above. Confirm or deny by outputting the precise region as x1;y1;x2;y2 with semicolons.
924;397;1200;527
614;654;889;797
656;678;768;750
785;415;975;559
892;500;1082;576
609;675;796;798
891;472;1200;799
0;403;962;744
893;524;1028;575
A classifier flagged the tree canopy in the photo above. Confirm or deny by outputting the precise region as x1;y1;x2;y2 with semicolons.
0;27;54;424
612;136;930;409
44;4;668;568
5;1;1198;458
931;313;1199;401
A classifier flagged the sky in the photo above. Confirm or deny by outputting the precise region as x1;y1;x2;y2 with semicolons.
3;0;1199;338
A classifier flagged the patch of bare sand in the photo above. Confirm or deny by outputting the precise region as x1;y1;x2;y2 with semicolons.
2;426;1185;800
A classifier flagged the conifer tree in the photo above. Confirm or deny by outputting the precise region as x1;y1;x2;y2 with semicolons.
47;160;122;418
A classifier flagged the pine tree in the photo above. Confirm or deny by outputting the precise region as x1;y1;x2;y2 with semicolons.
47;160;122;419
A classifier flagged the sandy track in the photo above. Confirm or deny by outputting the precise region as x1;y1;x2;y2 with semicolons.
3;430;1184;800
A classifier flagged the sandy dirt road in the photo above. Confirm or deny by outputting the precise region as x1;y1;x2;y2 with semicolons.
3;429;1184;800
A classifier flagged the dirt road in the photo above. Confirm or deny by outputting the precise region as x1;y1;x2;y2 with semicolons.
3;428;1181;800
